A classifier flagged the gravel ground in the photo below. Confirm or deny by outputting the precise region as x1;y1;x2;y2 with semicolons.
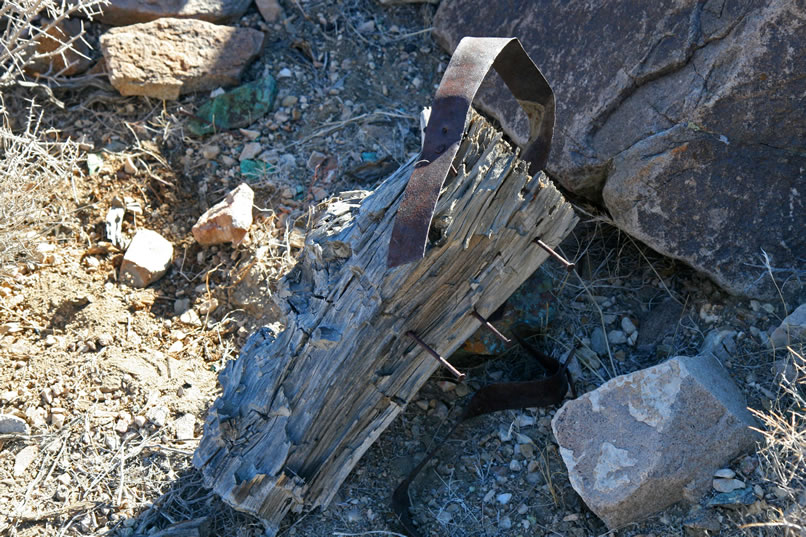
1;1;804;537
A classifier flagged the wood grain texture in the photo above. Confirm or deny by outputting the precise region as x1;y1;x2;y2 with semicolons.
193;112;578;534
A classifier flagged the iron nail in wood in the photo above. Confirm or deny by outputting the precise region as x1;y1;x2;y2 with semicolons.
534;238;575;272
470;309;510;343
405;331;466;381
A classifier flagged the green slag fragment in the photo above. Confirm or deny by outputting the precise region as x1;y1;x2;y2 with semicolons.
188;75;278;137
240;159;274;180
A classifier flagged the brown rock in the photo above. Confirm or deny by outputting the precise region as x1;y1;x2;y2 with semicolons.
100;18;265;100
192;183;254;246
98;0;252;25
26;18;91;76
255;0;284;22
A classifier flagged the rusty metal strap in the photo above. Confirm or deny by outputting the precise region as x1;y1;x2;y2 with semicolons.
392;324;575;537
387;37;555;268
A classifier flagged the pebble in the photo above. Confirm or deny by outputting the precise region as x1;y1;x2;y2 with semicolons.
173;413;196;439
437;381;456;392
174;298;191;315
240;142;262;161
519;443;535;459
454;383;470;397
97;333;114;347
13;445;38;476
0;414;29;435
496;492;512;505
277;67;293;79
180;309;202;327
509;460;522;472
50;412;66;429
483;489;495;503
622;317;637;335
591;327;607;355
239;128;261;140
120;230;173;288
134;415;147;428
607;330;627;344
713;478;745;493
221;155;237;167
281;95;299;107
499;516;512;530
147;406;168;428
714;468;735;479
436;510;452;524
201;145;220;160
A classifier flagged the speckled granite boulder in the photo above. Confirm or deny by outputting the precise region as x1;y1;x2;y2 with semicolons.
551;354;759;529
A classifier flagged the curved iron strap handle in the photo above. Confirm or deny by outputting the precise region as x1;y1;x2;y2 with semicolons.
386;37;556;268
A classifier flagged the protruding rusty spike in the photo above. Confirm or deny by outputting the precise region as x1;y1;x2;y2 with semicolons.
406;331;466;381
534;239;575;272
470;310;511;343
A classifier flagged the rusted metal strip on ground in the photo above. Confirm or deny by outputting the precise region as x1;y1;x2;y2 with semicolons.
387;36;556;268
392;321;576;537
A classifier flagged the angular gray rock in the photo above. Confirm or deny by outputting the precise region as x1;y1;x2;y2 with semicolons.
770;303;806;349
120;230;173;287
98;0;252;25
100;18;265;100
433;0;805;298
551;354;759;529
0;414;29;435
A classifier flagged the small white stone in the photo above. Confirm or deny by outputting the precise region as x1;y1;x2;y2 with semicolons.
173;413;196;440
277;67;292;79
496;492;512;505
120;230;173;288
436;510;452;524
13;445;38;476
50;412;66;429
714;468;735;479
482;489;496;503
509;460;522;472
499;516;512;530
239;128;261;140
621;317;637;335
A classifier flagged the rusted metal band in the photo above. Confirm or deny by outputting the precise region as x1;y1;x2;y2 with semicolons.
387;37;555;268
392;323;575;537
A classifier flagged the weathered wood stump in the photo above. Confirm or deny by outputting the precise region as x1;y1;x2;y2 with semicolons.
193;111;578;534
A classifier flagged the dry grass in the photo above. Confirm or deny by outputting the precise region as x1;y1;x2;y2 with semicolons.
0;97;84;270
0;0;106;86
748;346;806;536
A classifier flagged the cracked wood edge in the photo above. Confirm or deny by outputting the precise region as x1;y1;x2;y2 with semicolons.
193;112;578;534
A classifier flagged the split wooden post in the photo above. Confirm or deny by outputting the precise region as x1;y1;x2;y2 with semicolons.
193;112;578;534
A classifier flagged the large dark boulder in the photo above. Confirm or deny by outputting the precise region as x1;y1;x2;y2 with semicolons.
433;0;805;298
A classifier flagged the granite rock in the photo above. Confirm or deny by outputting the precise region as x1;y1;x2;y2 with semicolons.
552;354;759;529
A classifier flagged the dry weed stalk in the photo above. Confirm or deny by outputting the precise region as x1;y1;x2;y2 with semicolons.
0;97;82;268
748;347;806;535
0;0;107;85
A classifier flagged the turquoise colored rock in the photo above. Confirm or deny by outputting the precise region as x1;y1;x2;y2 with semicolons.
240;159;274;180
188;75;278;137
457;268;556;357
